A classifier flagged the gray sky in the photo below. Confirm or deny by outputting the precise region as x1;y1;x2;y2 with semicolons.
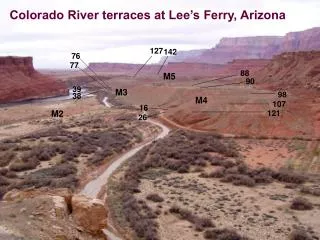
0;0;319;68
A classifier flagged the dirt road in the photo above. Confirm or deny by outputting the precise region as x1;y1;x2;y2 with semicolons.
81;119;170;198
81;97;170;239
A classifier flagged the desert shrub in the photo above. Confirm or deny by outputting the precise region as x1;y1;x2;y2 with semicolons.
285;183;298;189
221;174;256;187
146;193;164;203
233;175;256;187
56;144;67;154
177;164;189;173
9;158;39;171
289;228;312;240
48;136;69;142
13;144;31;151
193;166;203;172
0;176;9;186
21;145;58;162
5;170;17;178
88;148;113;165
210;156;224;166
50;175;78;190
290;197;313;210
300;186;320;196
0;168;8;176
14;162;78;190
209;167;225;178
220;159;236;168
122;193;159;240
0;151;16;167
0;186;7;200
0;143;15;151
204;228;249;240
194;217;215;231
253;173;273;184
81;144;97;154
195;158;207;167
62;147;79;162
225;166;239;174
237;163;249;174
169;205;214;231
272;170;306;184
34;162;77;177
199;172;209;178
169;205;193;220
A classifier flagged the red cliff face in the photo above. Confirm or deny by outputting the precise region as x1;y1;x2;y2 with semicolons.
257;51;320;90
167;27;320;64
0;56;68;104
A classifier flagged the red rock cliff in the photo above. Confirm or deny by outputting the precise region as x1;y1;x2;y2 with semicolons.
256;51;320;90
0;56;68;104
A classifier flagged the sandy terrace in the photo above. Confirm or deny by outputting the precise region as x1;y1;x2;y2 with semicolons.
137;171;320;240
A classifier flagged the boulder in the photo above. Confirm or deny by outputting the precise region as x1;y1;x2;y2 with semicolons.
52;196;68;219
71;194;107;235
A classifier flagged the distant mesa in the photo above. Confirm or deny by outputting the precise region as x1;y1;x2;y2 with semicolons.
0;56;68;104
164;27;320;64
87;59;270;77
88;62;159;75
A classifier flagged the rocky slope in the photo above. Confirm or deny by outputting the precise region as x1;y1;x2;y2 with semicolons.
0;188;107;240
257;51;320;90
166;27;320;64
0;57;68;104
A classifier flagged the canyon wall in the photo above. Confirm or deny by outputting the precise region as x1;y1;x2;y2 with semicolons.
166;27;320;64
0;56;68;104
257;51;320;90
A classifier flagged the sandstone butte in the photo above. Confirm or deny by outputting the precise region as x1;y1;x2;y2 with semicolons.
0;56;68;104
165;27;320;64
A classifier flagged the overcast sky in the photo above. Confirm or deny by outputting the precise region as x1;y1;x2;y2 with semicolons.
0;0;319;68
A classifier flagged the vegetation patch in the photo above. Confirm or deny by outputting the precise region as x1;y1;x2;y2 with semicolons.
146;193;164;203
204;228;250;240
290;197;313;210
0;117;147;199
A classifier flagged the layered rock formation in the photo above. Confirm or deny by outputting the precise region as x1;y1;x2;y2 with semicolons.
257;51;320;90
166;27;320;64
218;59;270;75
71;194;107;235
0;56;68;104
